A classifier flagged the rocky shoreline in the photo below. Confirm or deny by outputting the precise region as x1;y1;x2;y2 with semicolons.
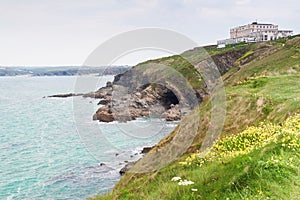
48;93;83;98
49;46;248;123
47;64;201;173
95;146;153;176
91;81;183;123
49;80;186;122
119;146;153;175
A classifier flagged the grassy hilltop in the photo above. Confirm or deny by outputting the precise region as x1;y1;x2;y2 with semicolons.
91;35;300;200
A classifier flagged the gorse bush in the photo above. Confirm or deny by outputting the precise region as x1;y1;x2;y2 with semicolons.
180;115;300;167
172;115;300;199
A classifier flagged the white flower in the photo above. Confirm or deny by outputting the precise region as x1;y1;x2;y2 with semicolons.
178;180;194;186
191;188;198;192
171;177;181;182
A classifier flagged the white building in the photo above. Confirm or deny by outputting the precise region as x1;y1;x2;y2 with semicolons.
217;22;293;48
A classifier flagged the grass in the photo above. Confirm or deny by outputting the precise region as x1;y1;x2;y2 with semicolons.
223;74;300;132
237;50;254;62
93;116;300;200
226;38;300;85
90;36;300;200
137;55;204;91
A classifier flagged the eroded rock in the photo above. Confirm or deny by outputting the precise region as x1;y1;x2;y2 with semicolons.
141;147;152;154
93;106;114;122
119;162;136;175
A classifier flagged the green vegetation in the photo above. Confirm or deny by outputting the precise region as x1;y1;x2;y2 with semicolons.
94;116;300;200
237;50;254;62
91;36;300;200
137;55;204;90
203;42;249;56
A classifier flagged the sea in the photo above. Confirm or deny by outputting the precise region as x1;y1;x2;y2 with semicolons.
0;75;177;200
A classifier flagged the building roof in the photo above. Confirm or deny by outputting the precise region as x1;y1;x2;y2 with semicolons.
231;22;277;30
251;22;274;25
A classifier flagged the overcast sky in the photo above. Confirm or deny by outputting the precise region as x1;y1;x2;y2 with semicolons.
0;0;299;66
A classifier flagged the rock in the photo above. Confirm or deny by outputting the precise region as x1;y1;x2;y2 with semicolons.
141;146;152;154
82;92;92;98
92;82;190;123
119;162;136;175
129;109;141;119
97;97;111;105
98;113;114;122
135;92;142;98
164;105;181;121
92;113;98;120
94;92;106;99
83;91;103;98
106;91;112;96
83;85;113;99
166;113;181;121
48;93;81;98
115;112;136;122
106;81;113;87
94;106;114;122
141;110;150;117
121;97;127;101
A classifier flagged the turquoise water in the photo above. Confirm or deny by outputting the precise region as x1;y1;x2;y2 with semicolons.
0;76;177;200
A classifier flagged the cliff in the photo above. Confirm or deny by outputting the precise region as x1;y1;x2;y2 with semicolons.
92;44;248;123
91;35;300;199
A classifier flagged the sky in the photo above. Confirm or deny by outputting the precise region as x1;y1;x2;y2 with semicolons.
0;0;299;66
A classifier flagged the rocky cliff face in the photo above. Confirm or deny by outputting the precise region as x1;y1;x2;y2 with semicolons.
211;48;249;74
92;48;247;123
92;81;183;122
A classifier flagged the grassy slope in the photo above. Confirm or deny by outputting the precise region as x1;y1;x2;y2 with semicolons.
137;54;205;91
91;36;300;200
95;116;300;200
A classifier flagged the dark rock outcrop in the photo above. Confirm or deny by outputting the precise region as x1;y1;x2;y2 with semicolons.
48;93;82;98
211;48;249;74
97;96;112;105
141;147;152;154
119;162;136;175
83;82;113;99
92;83;184;123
